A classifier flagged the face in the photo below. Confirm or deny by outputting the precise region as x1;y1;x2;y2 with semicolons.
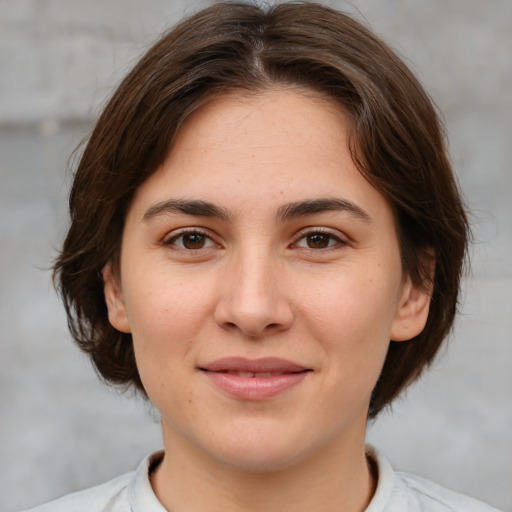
104;89;430;472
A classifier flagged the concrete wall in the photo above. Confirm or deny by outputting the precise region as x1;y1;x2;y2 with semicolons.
1;1;510;510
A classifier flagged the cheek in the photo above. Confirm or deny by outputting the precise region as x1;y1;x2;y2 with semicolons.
296;274;397;435
302;271;399;337
127;265;210;322
298;269;399;379
122;271;214;365
123;278;208;413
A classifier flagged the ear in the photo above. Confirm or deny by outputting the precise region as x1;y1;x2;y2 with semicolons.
102;263;131;333
390;274;433;342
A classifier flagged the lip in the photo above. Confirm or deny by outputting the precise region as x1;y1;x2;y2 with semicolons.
199;357;311;400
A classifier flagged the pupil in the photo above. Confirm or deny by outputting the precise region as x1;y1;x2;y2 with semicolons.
183;233;205;249
308;233;329;248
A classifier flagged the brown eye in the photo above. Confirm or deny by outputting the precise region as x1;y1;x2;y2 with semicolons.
294;231;344;250
166;231;215;250
182;233;207;249
306;233;331;249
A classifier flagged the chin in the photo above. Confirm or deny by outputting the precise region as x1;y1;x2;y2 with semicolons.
204;425;318;474
214;445;305;474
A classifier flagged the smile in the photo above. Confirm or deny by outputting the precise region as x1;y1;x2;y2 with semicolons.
199;357;311;400
221;370;295;378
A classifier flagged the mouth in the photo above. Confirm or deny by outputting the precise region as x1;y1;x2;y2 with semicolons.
213;370;298;378
199;356;309;374
198;357;312;400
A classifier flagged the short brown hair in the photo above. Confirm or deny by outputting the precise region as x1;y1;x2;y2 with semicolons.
54;1;469;419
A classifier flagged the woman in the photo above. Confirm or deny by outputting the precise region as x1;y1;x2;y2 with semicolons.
27;2;498;511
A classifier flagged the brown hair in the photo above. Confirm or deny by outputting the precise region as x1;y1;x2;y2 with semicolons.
54;1;469;419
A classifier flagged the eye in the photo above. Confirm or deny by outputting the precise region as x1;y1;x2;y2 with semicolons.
294;230;345;249
165;230;216;250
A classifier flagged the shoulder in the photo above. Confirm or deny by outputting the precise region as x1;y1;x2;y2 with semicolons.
394;471;502;512
23;472;132;512
366;445;501;512
23;451;166;512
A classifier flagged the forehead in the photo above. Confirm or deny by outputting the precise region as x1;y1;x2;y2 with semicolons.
127;88;393;226
172;88;346;161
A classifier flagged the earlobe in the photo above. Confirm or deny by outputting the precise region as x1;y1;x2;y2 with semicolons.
390;276;432;342
102;263;131;334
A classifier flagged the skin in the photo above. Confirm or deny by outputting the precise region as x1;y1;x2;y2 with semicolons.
104;88;431;512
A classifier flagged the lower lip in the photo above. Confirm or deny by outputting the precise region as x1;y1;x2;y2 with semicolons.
202;371;309;400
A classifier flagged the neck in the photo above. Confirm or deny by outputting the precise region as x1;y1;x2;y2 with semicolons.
151;428;376;512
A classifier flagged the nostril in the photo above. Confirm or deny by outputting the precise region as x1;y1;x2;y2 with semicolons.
214;300;294;337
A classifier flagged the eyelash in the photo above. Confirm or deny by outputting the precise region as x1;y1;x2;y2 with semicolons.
163;227;347;252
163;228;218;250
292;228;347;250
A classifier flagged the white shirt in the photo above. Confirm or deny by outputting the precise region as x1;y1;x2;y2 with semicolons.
25;447;501;512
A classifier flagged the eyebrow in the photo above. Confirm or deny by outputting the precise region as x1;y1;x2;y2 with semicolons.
276;198;372;223
143;199;232;222
142;197;372;224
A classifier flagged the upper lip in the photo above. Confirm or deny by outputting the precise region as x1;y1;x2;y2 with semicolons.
199;357;309;373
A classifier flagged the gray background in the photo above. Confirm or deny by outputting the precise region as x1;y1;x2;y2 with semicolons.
1;1;510;511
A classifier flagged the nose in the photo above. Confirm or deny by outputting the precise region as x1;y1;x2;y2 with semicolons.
214;249;294;338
